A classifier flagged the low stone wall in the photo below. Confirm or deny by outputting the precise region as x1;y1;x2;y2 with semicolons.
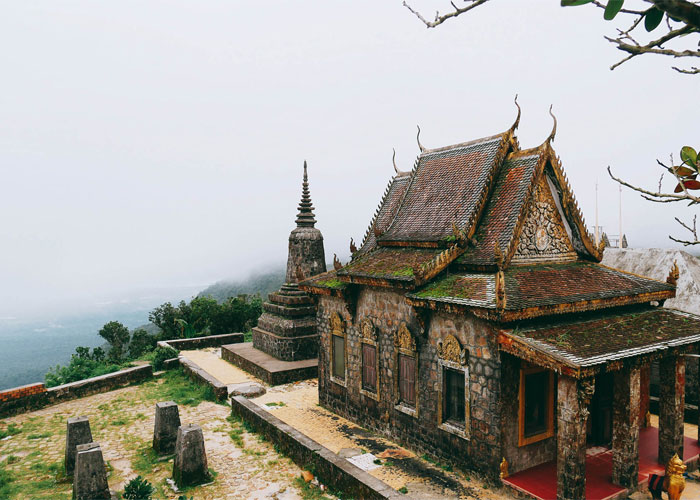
159;333;244;351
179;357;228;401
231;396;403;500
0;365;153;418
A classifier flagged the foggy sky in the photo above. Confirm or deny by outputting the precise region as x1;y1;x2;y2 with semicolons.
1;1;698;317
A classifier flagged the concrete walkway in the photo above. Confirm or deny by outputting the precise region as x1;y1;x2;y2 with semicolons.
180;348;262;386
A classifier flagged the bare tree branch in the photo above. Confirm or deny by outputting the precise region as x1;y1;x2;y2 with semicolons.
402;0;490;28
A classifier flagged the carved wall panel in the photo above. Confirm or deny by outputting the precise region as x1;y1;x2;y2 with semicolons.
514;177;576;263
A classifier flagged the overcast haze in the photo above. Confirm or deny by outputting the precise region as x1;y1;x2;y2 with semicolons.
1;1;698;317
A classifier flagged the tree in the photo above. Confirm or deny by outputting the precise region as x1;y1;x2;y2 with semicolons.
403;0;700;74
128;328;157;359
608;145;700;245
98;321;131;362
148;301;180;339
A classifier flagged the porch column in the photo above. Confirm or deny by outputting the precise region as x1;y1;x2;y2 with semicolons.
612;366;640;488
658;355;685;465
557;375;594;500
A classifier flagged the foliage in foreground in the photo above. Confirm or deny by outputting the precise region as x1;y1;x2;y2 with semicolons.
123;475;154;500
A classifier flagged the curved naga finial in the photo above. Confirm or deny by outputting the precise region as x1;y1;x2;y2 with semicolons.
392;148;406;175
416;125;426;153
510;94;521;131
546;104;557;144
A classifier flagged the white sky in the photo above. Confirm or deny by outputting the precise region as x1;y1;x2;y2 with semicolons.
1;1;698;316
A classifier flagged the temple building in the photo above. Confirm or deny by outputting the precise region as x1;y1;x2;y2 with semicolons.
300;107;700;499
223;162;325;384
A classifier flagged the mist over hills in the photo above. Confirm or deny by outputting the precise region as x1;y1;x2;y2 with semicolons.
197;267;285;303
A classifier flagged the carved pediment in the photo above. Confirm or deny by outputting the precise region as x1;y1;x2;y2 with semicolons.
514;177;575;262
330;312;344;336
394;322;416;352
437;334;466;365
360;318;377;342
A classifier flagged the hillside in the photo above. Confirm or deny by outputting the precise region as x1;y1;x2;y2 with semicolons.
602;248;700;315
198;267;286;302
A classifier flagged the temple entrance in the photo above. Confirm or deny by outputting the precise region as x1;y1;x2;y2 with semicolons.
587;372;613;446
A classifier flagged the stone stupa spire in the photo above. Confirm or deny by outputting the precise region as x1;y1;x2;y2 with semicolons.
295;161;316;228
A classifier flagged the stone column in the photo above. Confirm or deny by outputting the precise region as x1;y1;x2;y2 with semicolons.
659;355;685;465
173;424;210;488
153;401;180;455
612;366;640;488
73;443;110;500
557;375;594;500
64;416;93;476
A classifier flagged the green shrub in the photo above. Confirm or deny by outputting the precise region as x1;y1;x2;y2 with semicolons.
123;475;154;500
151;346;179;371
45;347;127;388
128;328;158;359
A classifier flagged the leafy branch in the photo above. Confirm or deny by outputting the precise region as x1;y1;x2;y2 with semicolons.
402;0;700;74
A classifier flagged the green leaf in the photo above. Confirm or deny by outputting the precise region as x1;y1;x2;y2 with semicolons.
561;0;594;5
604;0;624;20
680;146;697;169
644;7;664;32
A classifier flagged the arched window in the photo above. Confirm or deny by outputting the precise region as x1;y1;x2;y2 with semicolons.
329;312;346;386
394;322;418;417
359;318;379;400
437;334;469;439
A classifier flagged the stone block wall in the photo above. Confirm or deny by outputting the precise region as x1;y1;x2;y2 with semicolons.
316;287;503;477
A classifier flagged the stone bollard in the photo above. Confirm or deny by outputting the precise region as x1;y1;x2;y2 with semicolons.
173;424;210;488
153;401;181;454
64;416;93;476
73;443;111;500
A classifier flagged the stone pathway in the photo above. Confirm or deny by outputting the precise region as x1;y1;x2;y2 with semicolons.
179;348;260;386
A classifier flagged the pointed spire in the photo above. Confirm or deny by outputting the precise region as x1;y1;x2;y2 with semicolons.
295;161;317;227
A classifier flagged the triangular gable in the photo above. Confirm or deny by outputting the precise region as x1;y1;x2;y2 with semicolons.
456;144;602;270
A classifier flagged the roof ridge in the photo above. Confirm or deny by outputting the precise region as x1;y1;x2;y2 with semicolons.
422;132;506;155
374;155;421;241
597;262;675;287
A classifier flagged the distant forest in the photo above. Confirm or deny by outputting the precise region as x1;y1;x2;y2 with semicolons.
198;267;285;302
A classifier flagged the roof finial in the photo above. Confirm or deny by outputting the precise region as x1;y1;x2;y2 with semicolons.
295;160;317;228
416;125;426;153
510;94;521;131
546;105;557;144
393;148;407;175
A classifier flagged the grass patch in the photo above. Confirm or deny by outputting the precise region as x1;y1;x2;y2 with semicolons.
132;445;161;476
110;418;129;426
0;424;21;440
398;486;408;494
143;369;219;406
293;476;332;500
27;431;52;440
265;401;286;407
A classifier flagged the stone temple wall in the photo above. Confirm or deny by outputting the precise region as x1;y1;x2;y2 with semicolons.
316;287;503;476
500;353;557;474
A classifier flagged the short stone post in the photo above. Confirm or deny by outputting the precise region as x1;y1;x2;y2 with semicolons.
612;366;640;488
64;416;93;476
153;401;181;454
659;355;685;465
173;424;210;488
557;376;594;500
73;443;111;500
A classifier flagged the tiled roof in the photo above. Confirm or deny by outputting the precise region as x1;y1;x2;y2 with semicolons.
457;150;540;267
357;174;411;256
408;273;496;308
503;262;674;310
338;247;443;283
379;133;509;243
299;270;348;292
407;262;674;313
502;308;700;368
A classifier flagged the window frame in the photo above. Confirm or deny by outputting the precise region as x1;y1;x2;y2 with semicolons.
359;318;379;400
437;334;470;439
329;312;347;387
393;322;419;418
518;363;555;447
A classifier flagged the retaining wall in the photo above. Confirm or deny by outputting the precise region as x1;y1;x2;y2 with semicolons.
0;365;153;418
231;395;403;500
